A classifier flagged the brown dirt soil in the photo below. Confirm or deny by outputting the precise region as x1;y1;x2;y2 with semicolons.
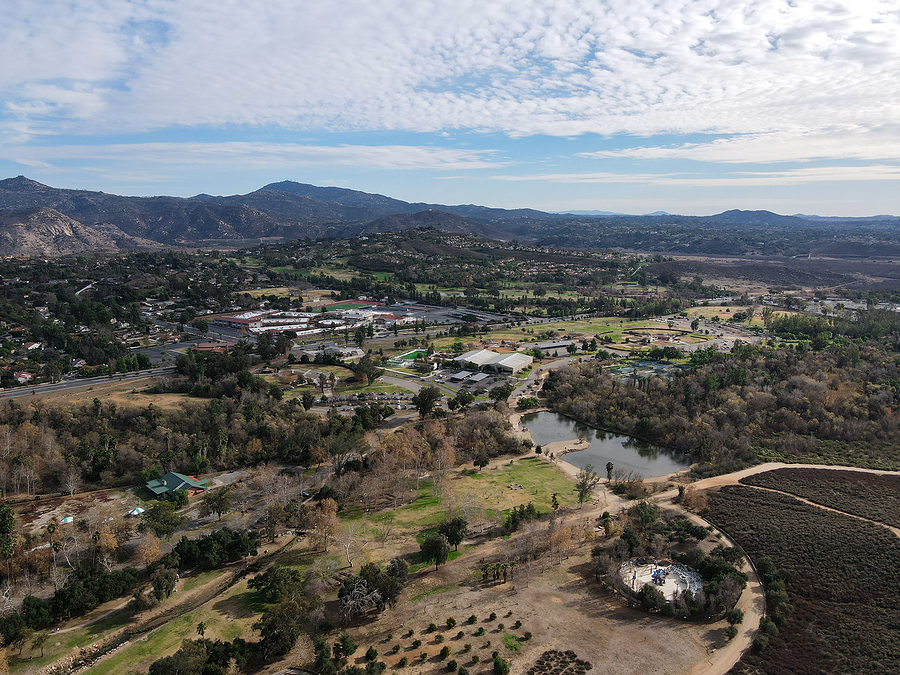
14;488;131;530
342;544;708;675
30;375;192;410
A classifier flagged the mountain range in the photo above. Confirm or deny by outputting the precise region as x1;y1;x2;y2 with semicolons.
1;176;899;257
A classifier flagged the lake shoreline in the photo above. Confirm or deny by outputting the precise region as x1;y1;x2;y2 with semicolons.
512;408;692;480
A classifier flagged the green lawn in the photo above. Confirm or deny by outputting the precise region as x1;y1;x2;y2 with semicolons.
10;607;133;673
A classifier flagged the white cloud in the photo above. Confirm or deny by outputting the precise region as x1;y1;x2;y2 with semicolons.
0;141;503;171
489;165;900;187
2;0;900;167
579;128;900;164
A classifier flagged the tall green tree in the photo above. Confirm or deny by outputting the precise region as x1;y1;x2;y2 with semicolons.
419;533;450;571
574;464;601;508
411;385;442;418
200;487;233;521
438;517;467;551
139;501;184;538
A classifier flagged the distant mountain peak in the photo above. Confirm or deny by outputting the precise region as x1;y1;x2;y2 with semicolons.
0;175;50;191
707;209;805;226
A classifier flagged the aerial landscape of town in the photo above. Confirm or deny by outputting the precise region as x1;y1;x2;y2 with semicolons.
3;2;900;675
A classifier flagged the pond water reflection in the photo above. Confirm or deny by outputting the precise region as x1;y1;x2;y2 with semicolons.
520;410;691;478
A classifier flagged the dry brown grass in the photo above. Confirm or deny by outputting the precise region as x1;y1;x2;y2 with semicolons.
32;375;192;409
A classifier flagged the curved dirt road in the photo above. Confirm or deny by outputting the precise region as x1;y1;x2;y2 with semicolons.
669;461;900;675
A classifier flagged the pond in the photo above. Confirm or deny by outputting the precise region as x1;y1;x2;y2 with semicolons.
520;410;691;478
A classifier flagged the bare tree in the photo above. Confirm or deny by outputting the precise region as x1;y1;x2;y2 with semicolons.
48;565;68;592
335;522;367;568
308;498;339;552
134;533;161;568
339;577;381;625
374;516;396;548
649;534;669;559
63;466;81;497
253;464;280;508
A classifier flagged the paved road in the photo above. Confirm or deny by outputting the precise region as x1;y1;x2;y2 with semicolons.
511;355;578;399
0;367;175;399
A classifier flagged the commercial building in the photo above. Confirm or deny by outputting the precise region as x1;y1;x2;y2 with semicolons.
452;349;533;375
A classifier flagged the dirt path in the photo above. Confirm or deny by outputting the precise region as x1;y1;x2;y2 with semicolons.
691;461;899;490
672;461;900;675
58;599;130;633
671;505;766;675
738;484;900;539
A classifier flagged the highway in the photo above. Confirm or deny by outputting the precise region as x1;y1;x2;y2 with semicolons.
0;367;175;399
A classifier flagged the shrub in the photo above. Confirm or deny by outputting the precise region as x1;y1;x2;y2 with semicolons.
440;646;452;660
471;655;480;664
391;644;400;654
366;647;378;662
337;632;358;659
405;629;414;638
468;615;477;624
493;654;510;675
428;622;438;633
522;632;532;641
491;651;499;660
463;643;471;653
513;620;521;629
435;635;444;644
366;662;386;675
753;634;769;652
726;608;744;625
398;657;408;667
497;623;504;630
412;640;422;648
474;627;485;637
446;617;457;628
456;631;464;640
420;652;428;662
447;659;458;671
459;668;469;675
759;618;778;636
488;612;497;621
724;625;738;641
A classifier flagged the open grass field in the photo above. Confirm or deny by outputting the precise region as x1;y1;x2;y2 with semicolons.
307;263;355;280
458;457;579;514
9;605;133;673
342;457;581;541
740;468;900;530
242;286;301;298
704;485;900;675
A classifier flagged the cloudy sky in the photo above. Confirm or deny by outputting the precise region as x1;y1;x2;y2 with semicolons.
2;0;900;215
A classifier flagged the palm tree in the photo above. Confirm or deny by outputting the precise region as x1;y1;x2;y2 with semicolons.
46;523;57;573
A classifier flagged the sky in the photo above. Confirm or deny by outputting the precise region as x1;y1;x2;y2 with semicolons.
2;0;900;216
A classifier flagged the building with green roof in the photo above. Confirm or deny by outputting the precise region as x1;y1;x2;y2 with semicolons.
146;471;209;498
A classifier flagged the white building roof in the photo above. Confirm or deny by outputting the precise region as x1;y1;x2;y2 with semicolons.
455;349;498;367
486;352;533;371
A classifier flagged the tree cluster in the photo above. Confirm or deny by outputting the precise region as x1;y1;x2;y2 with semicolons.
1;564;140;640
543;341;900;472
